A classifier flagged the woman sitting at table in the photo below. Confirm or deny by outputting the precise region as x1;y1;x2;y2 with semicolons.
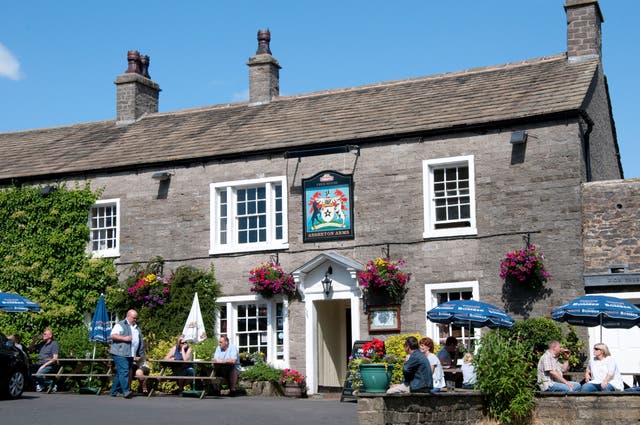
581;343;623;392
419;337;445;393
164;335;195;393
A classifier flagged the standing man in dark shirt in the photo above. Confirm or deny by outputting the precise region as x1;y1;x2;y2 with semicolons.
29;329;60;392
402;336;433;393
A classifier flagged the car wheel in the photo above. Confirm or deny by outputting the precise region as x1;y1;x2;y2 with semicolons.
6;370;25;399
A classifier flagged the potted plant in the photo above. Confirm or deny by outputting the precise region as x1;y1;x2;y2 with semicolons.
279;368;307;398
499;244;551;288
249;261;296;298
358;257;411;305
352;338;397;393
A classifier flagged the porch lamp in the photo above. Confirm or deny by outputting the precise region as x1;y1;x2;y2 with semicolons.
321;266;333;296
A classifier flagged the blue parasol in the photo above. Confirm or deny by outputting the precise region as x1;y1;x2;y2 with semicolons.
89;294;111;343
82;294;111;394
427;299;514;350
0;291;41;313
551;295;640;341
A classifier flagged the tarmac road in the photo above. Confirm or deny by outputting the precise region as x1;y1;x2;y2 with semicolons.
0;392;358;425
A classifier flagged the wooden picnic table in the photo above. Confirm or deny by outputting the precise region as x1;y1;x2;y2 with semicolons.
145;359;231;399
39;358;114;394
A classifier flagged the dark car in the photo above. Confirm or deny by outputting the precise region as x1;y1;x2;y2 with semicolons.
0;332;29;398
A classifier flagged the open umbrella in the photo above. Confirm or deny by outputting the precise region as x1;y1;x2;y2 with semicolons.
427;299;515;349
0;291;41;313
81;294;111;394
181;292;207;397
551;295;640;341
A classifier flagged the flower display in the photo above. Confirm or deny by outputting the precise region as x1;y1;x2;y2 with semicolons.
357;257;411;302
249;262;296;298
127;272;172;308
347;338;398;392
499;244;552;287
279;368;306;386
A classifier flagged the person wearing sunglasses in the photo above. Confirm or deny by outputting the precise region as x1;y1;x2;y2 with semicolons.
164;335;195;393
581;343;623;392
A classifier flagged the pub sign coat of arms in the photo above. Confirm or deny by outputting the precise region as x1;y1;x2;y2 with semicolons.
302;170;354;242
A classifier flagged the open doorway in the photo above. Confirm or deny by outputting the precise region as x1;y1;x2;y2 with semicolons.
316;299;350;391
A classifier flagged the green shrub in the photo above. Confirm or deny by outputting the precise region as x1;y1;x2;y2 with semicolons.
475;330;537;424
240;362;283;383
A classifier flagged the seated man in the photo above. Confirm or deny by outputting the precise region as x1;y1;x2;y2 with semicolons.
537;340;581;392
212;335;240;396
437;336;458;368
28;329;60;392
402;336;433;393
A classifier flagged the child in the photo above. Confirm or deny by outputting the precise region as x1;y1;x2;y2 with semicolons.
461;352;477;389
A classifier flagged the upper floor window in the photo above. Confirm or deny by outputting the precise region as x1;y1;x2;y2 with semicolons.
89;199;120;258
210;176;288;254
423;155;477;238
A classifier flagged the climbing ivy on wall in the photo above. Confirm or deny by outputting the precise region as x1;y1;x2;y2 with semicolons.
0;184;117;339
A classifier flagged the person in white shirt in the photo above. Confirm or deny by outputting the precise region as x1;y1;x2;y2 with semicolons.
581;343;623;392
419;337;445;393
461;352;477;389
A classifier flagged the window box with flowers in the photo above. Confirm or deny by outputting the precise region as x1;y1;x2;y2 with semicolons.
358;257;411;306
249;262;296;299
279;368;307;398
348;338;398;393
500;244;552;288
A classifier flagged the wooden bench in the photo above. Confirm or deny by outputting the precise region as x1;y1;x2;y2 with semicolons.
146;360;231;399
38;358;114;394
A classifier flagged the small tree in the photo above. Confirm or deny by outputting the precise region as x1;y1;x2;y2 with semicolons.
475;330;537;424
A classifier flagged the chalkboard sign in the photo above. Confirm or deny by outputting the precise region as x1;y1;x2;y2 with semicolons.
340;340;371;402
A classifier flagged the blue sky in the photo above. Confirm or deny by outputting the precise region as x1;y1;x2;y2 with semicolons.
1;1;638;177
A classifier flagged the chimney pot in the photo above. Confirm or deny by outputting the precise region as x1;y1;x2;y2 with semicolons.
256;29;272;55
140;55;151;79
126;50;142;74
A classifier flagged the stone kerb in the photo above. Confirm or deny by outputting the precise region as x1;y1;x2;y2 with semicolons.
357;392;640;425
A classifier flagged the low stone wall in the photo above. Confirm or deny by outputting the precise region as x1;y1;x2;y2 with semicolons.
357;391;640;425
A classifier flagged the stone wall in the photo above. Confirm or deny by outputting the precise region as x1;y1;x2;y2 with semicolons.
583;178;640;273
357;392;640;425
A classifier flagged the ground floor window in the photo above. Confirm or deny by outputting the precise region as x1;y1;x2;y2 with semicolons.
425;281;480;352
216;296;287;367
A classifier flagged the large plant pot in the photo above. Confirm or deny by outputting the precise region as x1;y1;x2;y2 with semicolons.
283;383;305;398
359;363;394;393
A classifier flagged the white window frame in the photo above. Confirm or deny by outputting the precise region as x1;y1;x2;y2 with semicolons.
89;198;120;258
424;281;480;350
423;155;477;238
216;295;289;369
210;176;288;254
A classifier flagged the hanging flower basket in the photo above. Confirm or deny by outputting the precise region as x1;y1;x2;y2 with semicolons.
499;244;551;287
358;257;411;304
127;272;172;308
249;262;296;298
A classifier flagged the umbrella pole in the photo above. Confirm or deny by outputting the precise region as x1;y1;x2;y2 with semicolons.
600;315;603;343
88;341;97;386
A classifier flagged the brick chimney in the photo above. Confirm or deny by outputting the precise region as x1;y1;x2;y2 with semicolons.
247;29;281;106
114;50;161;124
564;0;603;63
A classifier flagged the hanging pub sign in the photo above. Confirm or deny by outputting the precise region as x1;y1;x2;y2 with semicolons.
302;170;354;242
